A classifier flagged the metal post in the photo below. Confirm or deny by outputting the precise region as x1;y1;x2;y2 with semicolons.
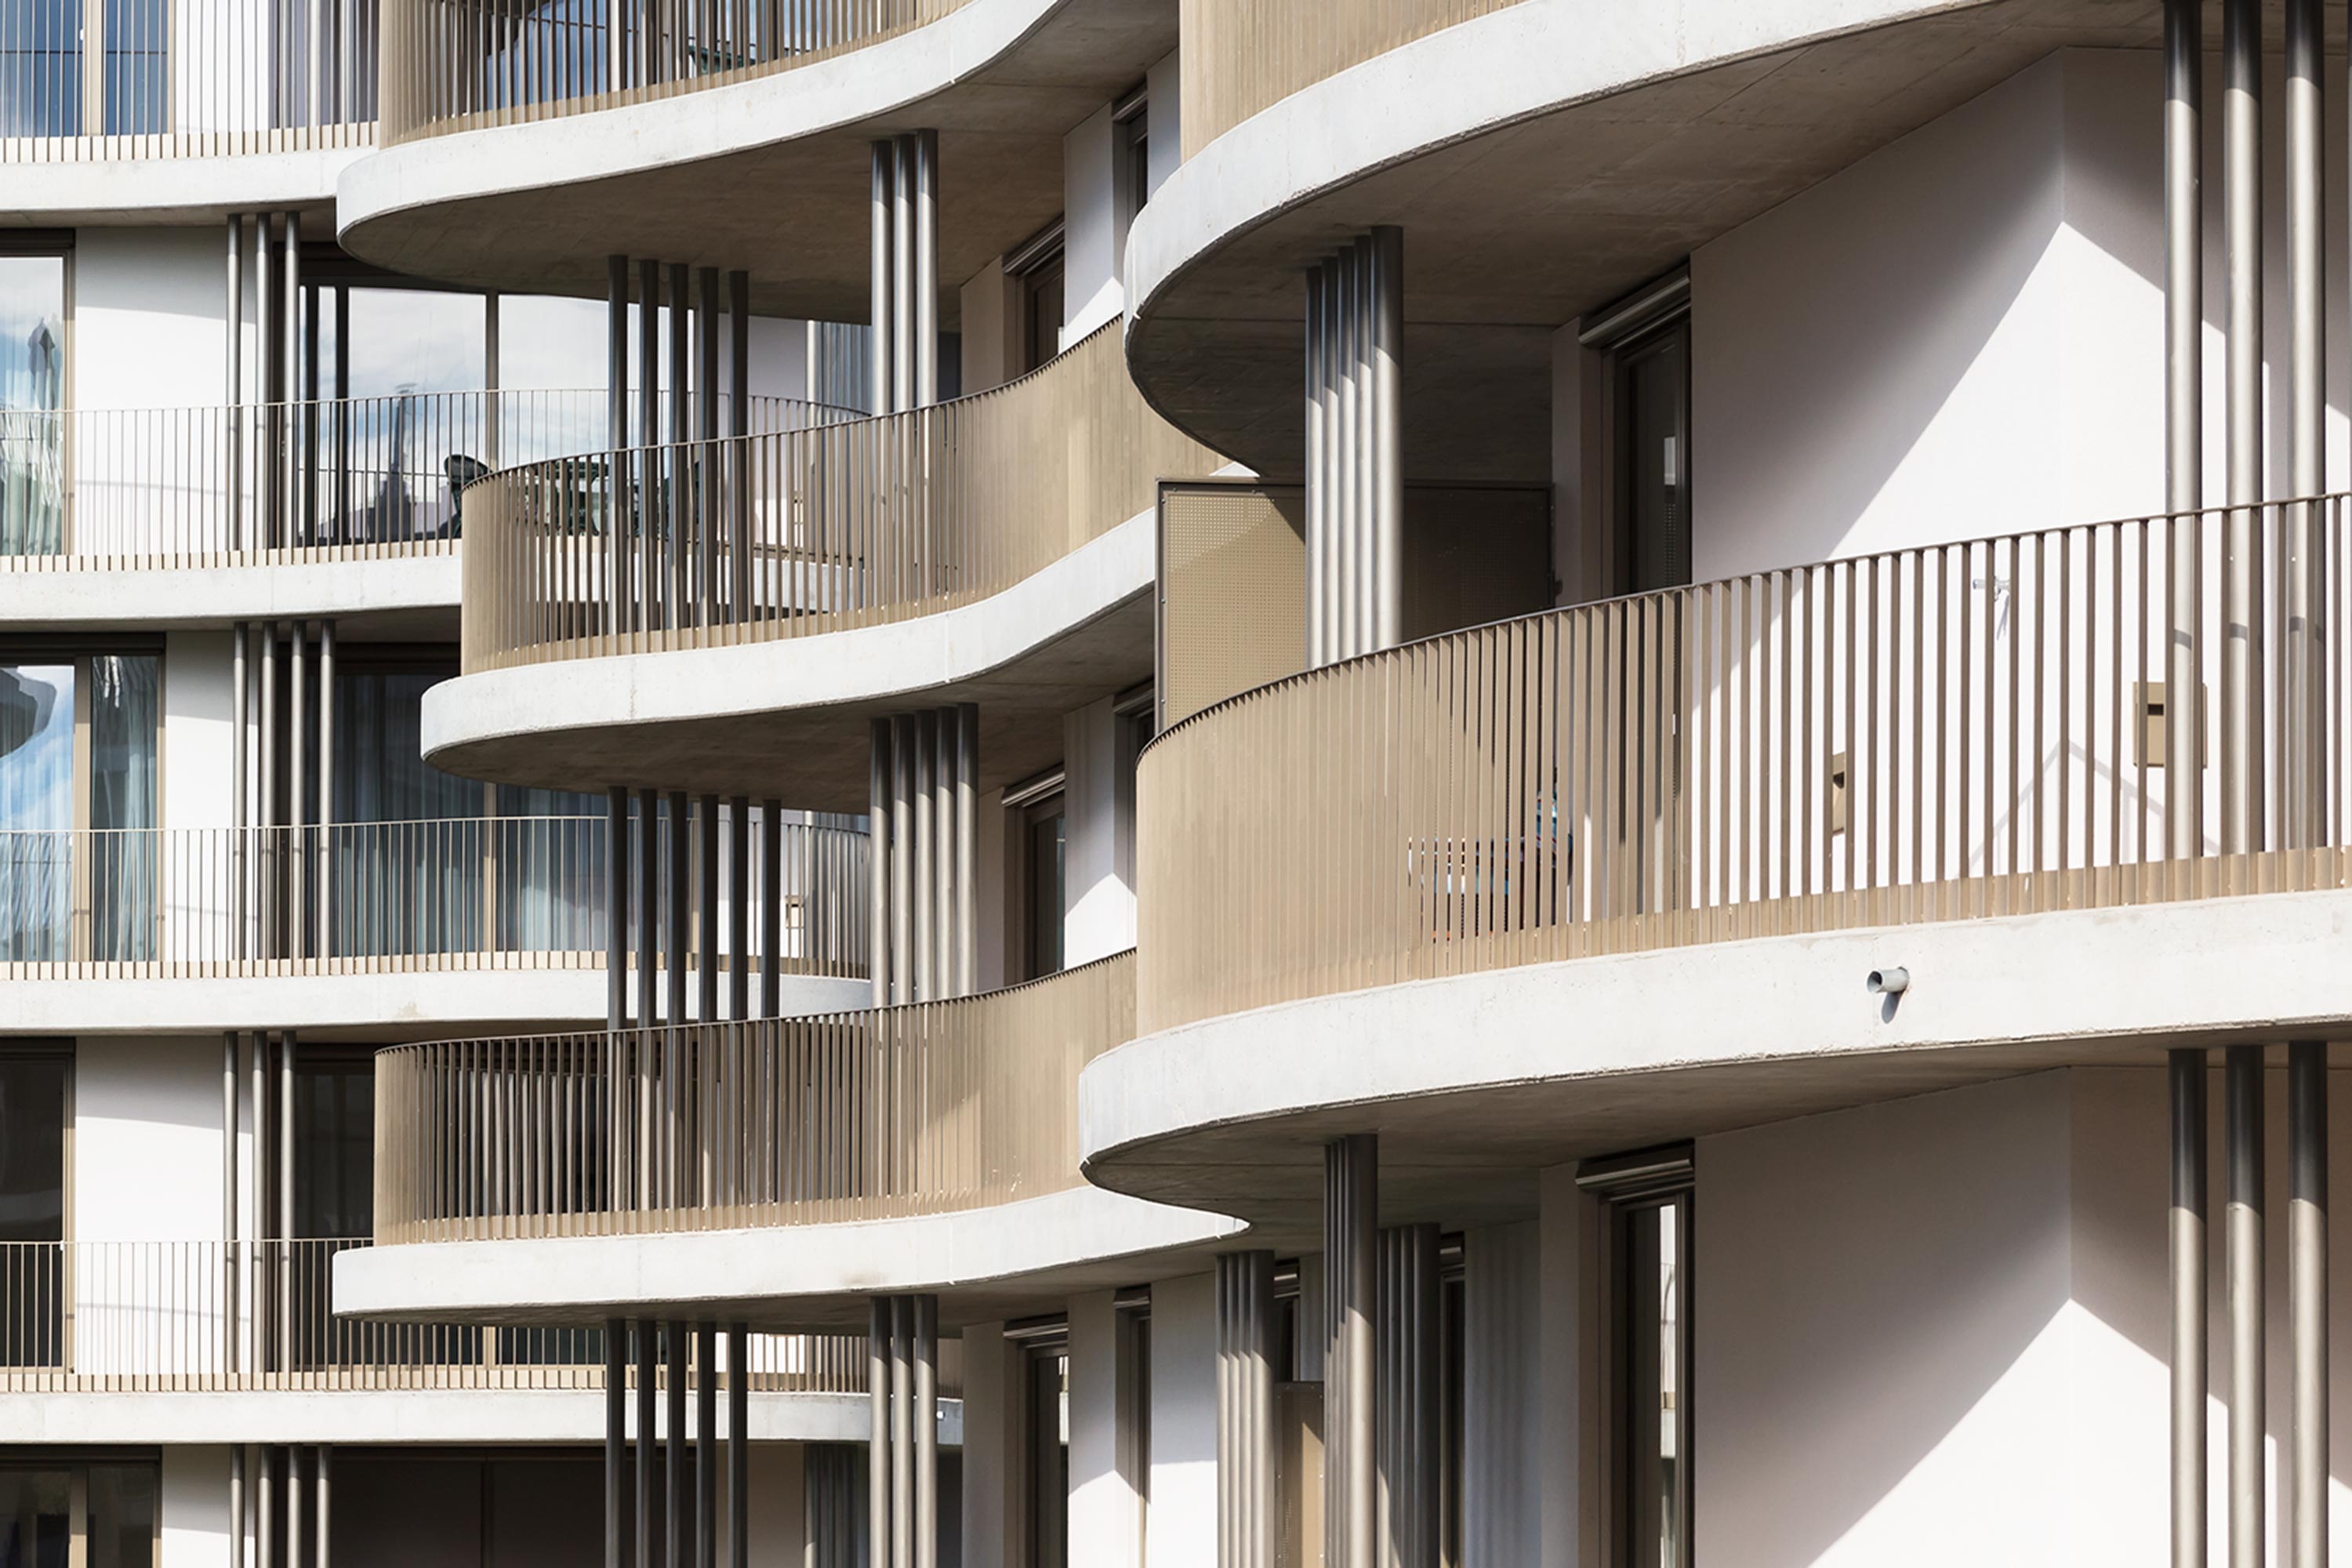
315;1447;332;1568
914;130;938;408
891;138;916;414
891;1297;913;1568
277;1031;295;1373
871;143;895;416
914;1295;937;1568
315;621;333;960
1369;227;1403;653
256;216;278;550
2290;1041;2327;1568
485;291;503;468
870;721;893;1007
727;1323;748;1568
2284;0;2325;851
668;262;691;626
666;790;690;1203
638;1321;658;1568
696;266;720;628
1325;1134;1376;1568
287;1443;305;1568
2222;0;2263;858
1305;263;1326;667
912;714;934;1002
229;1447;246;1568
667;791;690;1027
728;797;749;1021
608;1318;628;1568
611;789;632;1032
639;258;663;629
232;622;249;956
2163;0;2204;859
228;216;246;554
2172;1047;2208;1568
697;1321;718;1568
929;711;953;993
638;789;661;1022
223;1032;240;1375
1218;1252;1278;1568
668;1323;688;1568
1376;1224;1438;1568
248;1033;266;1375
955;704;976;996
892;714;916;1005
288;621;307;960
727;269;750;620
699;794;720;1025
2227;1044;2264;1568
759;802;782;1019
258;626;277;956
1335;246;1359;661
870;1299;893;1568
285;212;303;550
258;1447;275;1568
610;256;633;634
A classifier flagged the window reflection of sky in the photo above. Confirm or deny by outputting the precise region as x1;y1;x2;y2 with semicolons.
0;256;64;414
0;665;74;832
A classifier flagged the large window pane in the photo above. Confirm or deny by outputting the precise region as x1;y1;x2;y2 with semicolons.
85;1465;154;1568
0;256;66;556
0;664;73;962
87;655;158;963
0;0;78;136
0;1469;68;1567
0;1050;66;1370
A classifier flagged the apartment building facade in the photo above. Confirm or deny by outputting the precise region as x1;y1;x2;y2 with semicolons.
10;0;2352;1564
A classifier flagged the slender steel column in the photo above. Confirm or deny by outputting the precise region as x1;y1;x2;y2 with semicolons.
1218;1251;1278;1568
869;720;894;1007
727;1323;749;1568
2283;0;2325;851
2222;0;2263;857
609;256;633;634
637;1321;658;1568
697;1321;718;1568
248;1033;266;1374
2228;1044;2265;1568
1376;1225;1438;1568
914;129;938;408
871;143;895;415
699;795;720;1025
912;715;935;1001
608;1317;628;1568
232;623;249;954
258;1447;275;1568
695;266;720;627
287;1444;305;1568
315;1447;332;1568
668;262;691;624
914;1295;938;1568
223;1032;239;1374
227;216;247;550
668;1323;688;1568
1326;1134;1377;1568
1305;264;1327;667
891;714;916;1006
229;1446;245;1568
728;797;750;1020
638;259;663;630
315;622;333;960
1369;227;1403;654
667;791;690;1028
891;137;916;415
638;789;661;1018
259;624;277;954
727;270;750;619
277;1031;294;1371
869;1299;893;1568
759;801;782;1019
955;704;977;996
283;212;302;549
929;711;953;993
256;217;278;548
2290;1042;2326;1568
891;1297;914;1568
1334;247;1359;661
287;621;307;960
610;788;632;1031
2171;1047;2208;1568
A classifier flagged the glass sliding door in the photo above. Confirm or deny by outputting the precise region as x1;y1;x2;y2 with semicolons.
0;1046;67;1370
0;254;66;557
85;654;158;961
1614;316;1690;595
0;652;159;964
0;663;73;961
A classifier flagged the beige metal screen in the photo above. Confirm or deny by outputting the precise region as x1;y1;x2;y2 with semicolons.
1178;0;1535;158
460;325;1223;673
1140;496;2352;1033
374;948;1136;1243
1158;481;1305;729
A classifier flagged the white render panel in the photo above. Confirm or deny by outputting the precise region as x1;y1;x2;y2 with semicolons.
165;632;235;830
72;228;230;412
1144;1270;1215;1568
75;1036;224;1243
162;1446;233;1568
1066;1290;1134;1568
1061;695;1137;968
1062;102;1121;350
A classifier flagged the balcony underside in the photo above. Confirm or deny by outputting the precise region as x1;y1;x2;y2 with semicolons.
1124;0;2238;482
423;507;1156;803
336;1187;1246;1332
337;0;1175;317
1080;889;2352;1246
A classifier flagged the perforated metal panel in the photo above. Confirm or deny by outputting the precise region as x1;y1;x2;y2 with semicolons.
1158;481;1308;728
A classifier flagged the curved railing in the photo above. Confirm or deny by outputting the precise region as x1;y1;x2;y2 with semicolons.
379;0;972;143
0;389;844;569
0;0;378;163
459;324;1222;672
1139;496;2352;1033
0;812;867;979
0;1236;869;1392
372;948;1135;1243
1178;0;1533;158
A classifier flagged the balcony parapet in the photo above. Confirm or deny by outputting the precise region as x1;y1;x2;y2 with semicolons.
1138;495;2352;1035
378;0;973;145
0;1236;867;1392
372;948;1134;1244
0;389;845;573
458;325;1221;675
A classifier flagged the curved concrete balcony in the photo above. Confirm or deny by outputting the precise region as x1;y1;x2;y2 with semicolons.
423;323;1225;803
0;1236;914;1446
1127;0;2163;478
0;0;379;218
1083;494;2352;1236
0;389;845;629
340;951;1245;1329
340;0;1175;310
0;814;869;1033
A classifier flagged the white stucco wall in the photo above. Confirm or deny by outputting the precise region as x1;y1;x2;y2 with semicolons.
74;1036;226;1243
165;631;236;830
1692;47;2352;579
1145;53;1181;201
73;227;227;412
162;1446;233;1568
1063;102;1121;349
1067;1289;1138;1568
1145;1271;1215;1568
1061;696;1138;967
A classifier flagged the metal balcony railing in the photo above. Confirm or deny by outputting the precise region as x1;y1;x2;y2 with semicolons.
0;389;848;569
1139;495;2352;1033
379;0;973;143
0;1237;871;1391
0;813;868;978
373;949;1135;1243
460;325;1222;672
